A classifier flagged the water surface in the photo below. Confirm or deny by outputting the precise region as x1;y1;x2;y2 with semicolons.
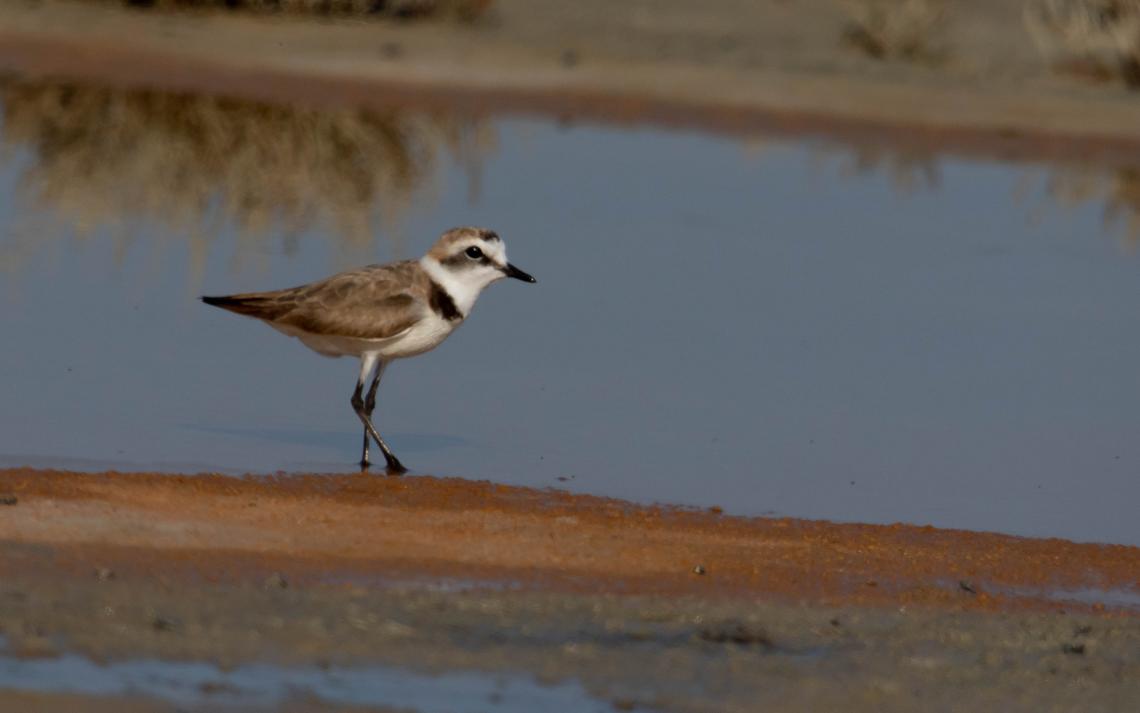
0;648;611;712
2;77;1139;545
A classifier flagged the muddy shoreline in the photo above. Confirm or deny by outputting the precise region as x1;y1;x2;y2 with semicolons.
3;563;1138;712
1;468;1137;613
0;468;1138;711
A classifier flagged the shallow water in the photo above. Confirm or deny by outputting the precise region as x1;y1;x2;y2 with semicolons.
1045;587;1140;610
0;647;611;712
2;77;1140;545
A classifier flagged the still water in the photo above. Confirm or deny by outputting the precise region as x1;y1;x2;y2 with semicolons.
2;78;1138;545
0;645;612;712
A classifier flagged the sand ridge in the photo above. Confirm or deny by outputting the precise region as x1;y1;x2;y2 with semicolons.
0;468;1136;614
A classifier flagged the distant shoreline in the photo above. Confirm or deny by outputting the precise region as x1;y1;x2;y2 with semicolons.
3;2;1140;170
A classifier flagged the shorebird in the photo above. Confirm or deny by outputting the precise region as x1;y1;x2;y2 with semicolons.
202;226;536;473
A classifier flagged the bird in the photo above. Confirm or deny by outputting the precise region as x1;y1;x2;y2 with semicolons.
201;226;536;473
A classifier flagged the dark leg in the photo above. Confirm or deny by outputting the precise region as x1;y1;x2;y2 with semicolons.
359;360;386;467
360;423;370;469
356;355;380;468
352;358;405;474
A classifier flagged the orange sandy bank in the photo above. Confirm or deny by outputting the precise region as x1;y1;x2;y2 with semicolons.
0;468;1136;614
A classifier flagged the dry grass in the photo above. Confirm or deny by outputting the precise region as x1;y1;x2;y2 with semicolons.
0;78;495;275
838;0;949;63
104;0;491;20
1023;0;1140;86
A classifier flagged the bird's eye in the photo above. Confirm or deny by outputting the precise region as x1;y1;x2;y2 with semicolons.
465;246;483;259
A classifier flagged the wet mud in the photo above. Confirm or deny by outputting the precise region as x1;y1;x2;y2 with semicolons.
0;468;1137;711
0;468;1137;612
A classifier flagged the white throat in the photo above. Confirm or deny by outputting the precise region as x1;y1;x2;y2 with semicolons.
420;256;489;318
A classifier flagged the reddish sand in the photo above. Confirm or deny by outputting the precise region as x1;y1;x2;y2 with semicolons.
0;468;1136;615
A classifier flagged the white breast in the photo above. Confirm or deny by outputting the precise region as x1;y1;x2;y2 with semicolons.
377;311;458;359
267;312;458;360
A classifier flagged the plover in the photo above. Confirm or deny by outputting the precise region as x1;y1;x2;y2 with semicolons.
202;226;536;473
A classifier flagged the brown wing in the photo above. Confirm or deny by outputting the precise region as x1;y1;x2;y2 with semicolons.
202;261;428;340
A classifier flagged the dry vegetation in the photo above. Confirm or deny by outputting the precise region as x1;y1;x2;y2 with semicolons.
0;78;495;274
114;0;491;20
838;0;949;62
1024;0;1140;86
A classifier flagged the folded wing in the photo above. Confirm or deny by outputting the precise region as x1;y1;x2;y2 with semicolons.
202;262;427;341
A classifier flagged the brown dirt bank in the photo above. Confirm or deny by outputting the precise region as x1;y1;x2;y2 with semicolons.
3;1;1140;169
4;558;1138;712
0;468;1136;614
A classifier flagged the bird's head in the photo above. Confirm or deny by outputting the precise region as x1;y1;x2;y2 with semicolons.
421;227;535;315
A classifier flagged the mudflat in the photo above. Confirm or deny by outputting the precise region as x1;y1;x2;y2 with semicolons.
1;468;1138;610
0;468;1137;711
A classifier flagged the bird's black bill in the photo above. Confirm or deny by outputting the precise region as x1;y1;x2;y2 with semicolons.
504;263;537;283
